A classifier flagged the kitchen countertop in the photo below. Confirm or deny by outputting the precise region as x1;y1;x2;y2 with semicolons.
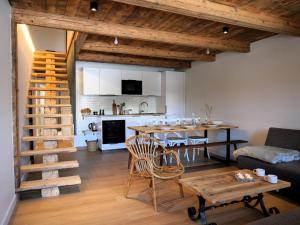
83;113;165;118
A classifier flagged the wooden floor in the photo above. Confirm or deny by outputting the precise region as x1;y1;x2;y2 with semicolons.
10;150;299;225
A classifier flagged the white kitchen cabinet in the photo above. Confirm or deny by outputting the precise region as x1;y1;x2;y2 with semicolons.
142;71;161;96
83;67;100;95
99;69;121;95
121;70;142;80
163;71;185;117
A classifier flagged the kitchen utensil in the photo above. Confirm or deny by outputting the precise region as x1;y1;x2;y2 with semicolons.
88;123;98;131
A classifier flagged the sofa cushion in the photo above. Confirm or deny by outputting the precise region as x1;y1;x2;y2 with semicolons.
234;146;300;164
265;128;300;151
246;207;300;225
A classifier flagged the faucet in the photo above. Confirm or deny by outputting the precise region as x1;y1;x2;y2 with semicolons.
139;101;148;114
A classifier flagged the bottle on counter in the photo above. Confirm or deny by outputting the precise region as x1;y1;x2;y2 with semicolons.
112;100;117;115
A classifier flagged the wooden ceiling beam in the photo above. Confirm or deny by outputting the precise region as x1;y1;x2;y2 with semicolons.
65;0;81;16
77;52;191;69
112;0;300;36
12;8;249;52
81;40;215;61
75;32;88;54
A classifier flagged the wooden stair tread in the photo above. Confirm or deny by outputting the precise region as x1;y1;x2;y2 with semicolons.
29;87;69;91
32;67;67;72
33;61;67;66
28;95;70;99
26;104;71;108
24;124;73;129
30;80;68;84
26;114;72;118
34;51;66;56
22;135;74;141
33;55;66;61
31;73;68;78
18;175;81;191
20;160;79;173
19;147;77;157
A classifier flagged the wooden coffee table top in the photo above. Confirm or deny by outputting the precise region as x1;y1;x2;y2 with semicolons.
179;170;291;204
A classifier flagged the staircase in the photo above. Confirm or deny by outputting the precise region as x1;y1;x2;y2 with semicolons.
18;50;81;197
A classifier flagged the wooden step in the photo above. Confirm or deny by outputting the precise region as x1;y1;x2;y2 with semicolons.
20;160;79;173
30;80;68;84
32;67;67;72
24;124;73;129
29;87;69;91
33;61;67;66
34;55;65;61
28;95;70;99
26;104;72;108
25;113;72;118
34;50;66;57
31;73;68;78
19;147;77;157
18;175;81;192
22;135;74;142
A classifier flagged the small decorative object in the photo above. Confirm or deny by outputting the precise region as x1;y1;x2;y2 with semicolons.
204;104;213;124
253;168;265;177
81;108;91;116
112;100;117;115
235;171;255;183
264;174;278;184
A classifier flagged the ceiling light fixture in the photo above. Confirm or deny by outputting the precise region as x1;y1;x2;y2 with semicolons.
90;0;98;12
223;26;229;34
114;37;119;45
206;48;210;55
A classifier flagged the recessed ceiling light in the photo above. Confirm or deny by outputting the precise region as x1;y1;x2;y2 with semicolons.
223;26;229;34
114;37;119;45
206;48;210;55
90;0;98;12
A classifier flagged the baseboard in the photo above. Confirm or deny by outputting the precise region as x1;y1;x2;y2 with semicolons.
0;194;17;225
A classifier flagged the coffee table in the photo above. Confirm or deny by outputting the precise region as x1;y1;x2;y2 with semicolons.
179;170;291;225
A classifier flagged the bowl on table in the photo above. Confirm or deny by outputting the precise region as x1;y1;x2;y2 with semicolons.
212;120;223;126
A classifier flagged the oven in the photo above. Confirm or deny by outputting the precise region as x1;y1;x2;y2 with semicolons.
102;120;126;144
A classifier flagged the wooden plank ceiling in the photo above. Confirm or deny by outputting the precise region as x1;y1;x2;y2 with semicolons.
11;0;300;69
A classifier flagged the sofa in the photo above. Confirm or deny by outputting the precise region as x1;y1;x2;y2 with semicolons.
237;127;300;199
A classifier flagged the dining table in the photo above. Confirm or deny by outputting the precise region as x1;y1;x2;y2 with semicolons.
127;124;245;168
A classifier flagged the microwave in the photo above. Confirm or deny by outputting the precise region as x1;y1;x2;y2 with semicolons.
122;80;142;95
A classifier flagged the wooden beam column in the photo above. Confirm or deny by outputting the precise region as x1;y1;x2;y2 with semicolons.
12;9;250;52
112;0;300;36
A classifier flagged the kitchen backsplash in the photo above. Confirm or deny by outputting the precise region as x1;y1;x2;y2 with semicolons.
79;95;164;115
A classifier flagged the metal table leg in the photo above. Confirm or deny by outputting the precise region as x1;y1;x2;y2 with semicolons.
188;196;217;225
226;128;231;165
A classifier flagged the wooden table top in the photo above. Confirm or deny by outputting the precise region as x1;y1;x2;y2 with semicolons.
179;170;291;204
128;124;238;134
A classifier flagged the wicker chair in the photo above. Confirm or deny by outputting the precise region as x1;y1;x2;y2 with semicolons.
125;135;185;212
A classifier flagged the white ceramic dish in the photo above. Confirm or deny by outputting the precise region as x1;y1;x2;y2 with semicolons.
212;120;223;126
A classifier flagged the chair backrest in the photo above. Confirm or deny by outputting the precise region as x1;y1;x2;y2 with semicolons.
126;135;163;175
265;127;300;151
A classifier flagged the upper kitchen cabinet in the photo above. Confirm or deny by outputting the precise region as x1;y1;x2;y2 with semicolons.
142;71;161;96
83;67;100;95
163;71;185;117
99;68;121;95
121;70;142;80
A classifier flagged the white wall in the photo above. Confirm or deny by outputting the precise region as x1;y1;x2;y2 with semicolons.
28;26;66;52
0;1;16;225
17;25;35;152
186;35;300;151
75;61;172;147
